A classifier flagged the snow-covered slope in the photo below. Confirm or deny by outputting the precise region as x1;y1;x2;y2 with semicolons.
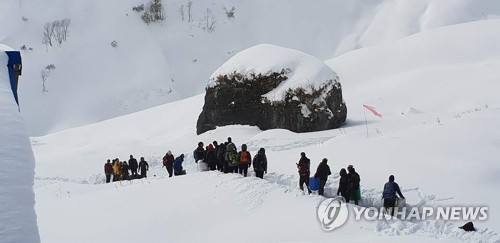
335;0;500;55
326;19;500;117
1;0;499;135
32;19;500;242
0;46;39;242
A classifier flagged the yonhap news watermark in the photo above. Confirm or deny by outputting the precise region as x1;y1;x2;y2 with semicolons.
351;205;489;221
317;197;489;231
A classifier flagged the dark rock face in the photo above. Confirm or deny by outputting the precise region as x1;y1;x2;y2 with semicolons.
196;71;347;135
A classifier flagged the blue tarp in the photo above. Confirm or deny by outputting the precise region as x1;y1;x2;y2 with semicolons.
5;51;22;106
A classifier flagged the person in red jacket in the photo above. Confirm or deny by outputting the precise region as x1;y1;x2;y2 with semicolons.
205;144;217;171
104;159;113;183
163;151;175;177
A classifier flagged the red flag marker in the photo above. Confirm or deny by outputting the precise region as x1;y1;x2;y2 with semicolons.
363;104;382;118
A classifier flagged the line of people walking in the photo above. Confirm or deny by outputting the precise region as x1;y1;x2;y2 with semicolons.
103;137;267;182
296;152;405;213
103;139;405;214
296;152;359;200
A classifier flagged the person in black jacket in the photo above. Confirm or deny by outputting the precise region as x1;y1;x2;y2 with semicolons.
297;152;311;194
253;148;267;179
213;141;223;171
314;158;331;196
138;157;149;178
129;155;139;177
216;142;226;172
193;142;206;163
104;159;113;183
347;165;361;205
337;168;349;201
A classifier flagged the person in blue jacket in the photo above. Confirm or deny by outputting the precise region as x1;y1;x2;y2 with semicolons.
382;175;405;216
174;154;186;176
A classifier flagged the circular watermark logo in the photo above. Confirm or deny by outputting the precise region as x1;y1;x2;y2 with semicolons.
317;197;348;231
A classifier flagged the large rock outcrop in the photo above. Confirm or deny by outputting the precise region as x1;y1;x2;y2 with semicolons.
197;44;347;135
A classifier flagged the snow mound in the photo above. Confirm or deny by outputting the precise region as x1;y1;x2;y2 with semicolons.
208;44;339;102
0;45;40;242
401;107;423;115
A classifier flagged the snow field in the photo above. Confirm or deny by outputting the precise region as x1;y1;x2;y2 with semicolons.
28;11;500;243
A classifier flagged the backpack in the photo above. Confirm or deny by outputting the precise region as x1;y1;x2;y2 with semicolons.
383;182;396;200
240;151;250;164
228;150;239;166
253;155;263;170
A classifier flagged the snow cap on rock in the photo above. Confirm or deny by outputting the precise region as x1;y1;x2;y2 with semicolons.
208;44;339;102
